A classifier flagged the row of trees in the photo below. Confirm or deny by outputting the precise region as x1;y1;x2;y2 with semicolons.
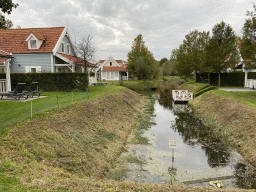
173;3;256;86
173;22;239;86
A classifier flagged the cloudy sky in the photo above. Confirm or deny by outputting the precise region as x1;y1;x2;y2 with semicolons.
2;0;255;62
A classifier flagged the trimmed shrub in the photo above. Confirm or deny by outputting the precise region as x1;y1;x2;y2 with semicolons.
0;73;88;91
194;86;215;97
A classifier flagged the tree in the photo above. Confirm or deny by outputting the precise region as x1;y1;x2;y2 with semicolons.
74;34;96;72
127;34;159;79
174;30;210;78
134;56;151;80
161;60;175;79
159;57;168;66
240;3;256;67
0;0;18;29
203;21;240;86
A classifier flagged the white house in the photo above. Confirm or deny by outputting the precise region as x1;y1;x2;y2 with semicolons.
96;56;128;81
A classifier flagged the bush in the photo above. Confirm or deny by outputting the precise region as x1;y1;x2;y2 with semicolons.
0;73;88;92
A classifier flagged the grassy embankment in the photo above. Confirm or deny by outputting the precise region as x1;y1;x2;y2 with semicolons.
1;83;251;191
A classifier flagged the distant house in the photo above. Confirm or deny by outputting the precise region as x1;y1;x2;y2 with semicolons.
96;56;128;81
0;27;97;88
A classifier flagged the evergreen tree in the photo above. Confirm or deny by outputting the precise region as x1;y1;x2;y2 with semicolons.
127;34;158;79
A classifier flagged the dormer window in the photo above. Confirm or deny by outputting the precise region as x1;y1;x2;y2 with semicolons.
26;33;43;50
110;62;112;66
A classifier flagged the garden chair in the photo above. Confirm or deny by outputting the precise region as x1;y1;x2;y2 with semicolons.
0;83;27;101
24;82;42;98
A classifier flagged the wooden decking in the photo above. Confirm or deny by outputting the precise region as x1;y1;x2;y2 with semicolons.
172;90;193;102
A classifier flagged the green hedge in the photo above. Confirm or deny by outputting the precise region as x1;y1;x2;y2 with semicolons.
194;86;215;97
196;72;246;86
0;73;88;91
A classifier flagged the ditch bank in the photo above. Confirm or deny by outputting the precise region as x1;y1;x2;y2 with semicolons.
189;90;256;168
1;87;254;191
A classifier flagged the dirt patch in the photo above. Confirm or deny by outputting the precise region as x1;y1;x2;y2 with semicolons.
190;91;256;168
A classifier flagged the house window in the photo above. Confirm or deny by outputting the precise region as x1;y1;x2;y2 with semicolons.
30;40;37;49
115;72;118;77
31;68;36;73
102;72;106;77
110;62;112;66
67;44;70;55
0;67;4;73
25;66;41;73
61;43;65;53
111;72;114;79
57;67;67;72
107;72;110;79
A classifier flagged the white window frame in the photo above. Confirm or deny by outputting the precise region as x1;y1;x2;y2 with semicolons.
115;72;118;77
25;66;41;73
102;72;106;78
26;34;43;50
61;43;65;53
66;44;70;55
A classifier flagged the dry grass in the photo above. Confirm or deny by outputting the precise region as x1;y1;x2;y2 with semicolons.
190;90;256;167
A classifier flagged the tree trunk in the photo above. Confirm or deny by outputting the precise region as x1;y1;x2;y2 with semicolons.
208;72;210;85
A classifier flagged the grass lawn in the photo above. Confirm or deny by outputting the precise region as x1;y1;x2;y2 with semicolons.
211;89;256;108
0;85;124;130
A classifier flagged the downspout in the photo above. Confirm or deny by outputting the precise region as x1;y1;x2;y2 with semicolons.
6;58;11;92
51;53;54;72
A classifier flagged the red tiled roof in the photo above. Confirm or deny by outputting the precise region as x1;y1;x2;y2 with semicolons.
58;53;97;67
102;66;128;72
0;50;12;57
0;59;5;64
100;59;123;64
0;27;65;53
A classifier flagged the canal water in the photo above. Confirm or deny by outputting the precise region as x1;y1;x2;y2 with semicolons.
124;94;256;189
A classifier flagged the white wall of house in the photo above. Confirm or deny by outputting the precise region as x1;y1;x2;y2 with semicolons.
101;71;119;81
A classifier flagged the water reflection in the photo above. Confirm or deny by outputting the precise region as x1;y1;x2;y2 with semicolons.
124;93;256;189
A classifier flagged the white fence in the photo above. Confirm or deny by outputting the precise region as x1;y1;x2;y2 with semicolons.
122;76;128;80
0;79;6;92
172;90;193;102
89;76;97;86
245;79;256;89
